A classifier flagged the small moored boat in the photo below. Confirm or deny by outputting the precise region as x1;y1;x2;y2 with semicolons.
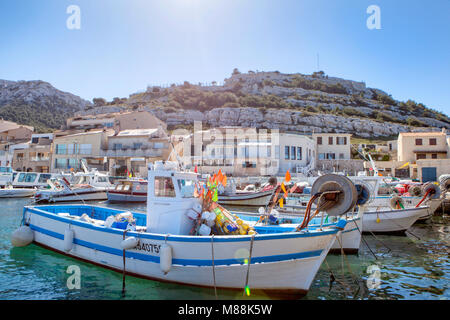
34;178;109;203
107;179;148;203
0;185;36;198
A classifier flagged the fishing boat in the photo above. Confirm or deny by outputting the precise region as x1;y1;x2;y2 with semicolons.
0;185;36;198
232;209;364;254
360;206;428;234
34;178;109;203
107;179;148;203
12;162;358;296
217;189;275;207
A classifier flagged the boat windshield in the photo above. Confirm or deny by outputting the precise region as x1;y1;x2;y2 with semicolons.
154;176;176;198
38;174;52;183
177;179;195;198
74;176;89;184
18;173;37;183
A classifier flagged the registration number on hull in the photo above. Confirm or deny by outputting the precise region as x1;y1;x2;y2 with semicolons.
135;241;161;254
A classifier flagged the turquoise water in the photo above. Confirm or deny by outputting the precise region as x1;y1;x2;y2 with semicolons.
0;198;448;300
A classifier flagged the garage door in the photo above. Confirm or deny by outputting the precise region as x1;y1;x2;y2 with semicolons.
421;167;437;183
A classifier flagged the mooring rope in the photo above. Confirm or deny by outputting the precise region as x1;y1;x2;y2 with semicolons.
352;218;378;260
211;235;218;300
122;229;128;296
243;234;255;297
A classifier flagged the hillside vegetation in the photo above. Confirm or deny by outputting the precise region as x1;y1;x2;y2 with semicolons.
81;70;449;137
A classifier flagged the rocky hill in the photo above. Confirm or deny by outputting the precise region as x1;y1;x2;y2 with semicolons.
0;80;91;132
79;70;450;138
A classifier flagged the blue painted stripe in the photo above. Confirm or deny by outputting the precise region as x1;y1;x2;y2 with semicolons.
29;224;323;266
25;206;339;242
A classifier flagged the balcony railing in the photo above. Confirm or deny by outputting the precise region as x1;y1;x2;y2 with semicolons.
100;148;163;158
31;157;50;162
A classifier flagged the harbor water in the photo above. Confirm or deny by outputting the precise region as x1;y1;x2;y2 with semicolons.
0;198;448;300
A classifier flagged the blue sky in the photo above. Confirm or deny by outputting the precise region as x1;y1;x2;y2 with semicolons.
0;0;449;115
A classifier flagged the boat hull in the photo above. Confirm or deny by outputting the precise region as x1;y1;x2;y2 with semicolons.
35;190;108;203
23;205;340;293
0;189;35;198
107;191;147;203
218;190;274;207
362;206;427;234
234;211;362;254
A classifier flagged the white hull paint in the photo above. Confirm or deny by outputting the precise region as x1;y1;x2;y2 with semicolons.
362;206;427;233
232;210;362;253
107;192;147;203
24;205;341;294
35;190;108;203
0;188;35;198
218;190;274;207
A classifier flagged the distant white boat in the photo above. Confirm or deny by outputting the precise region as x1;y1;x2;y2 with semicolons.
361;206;427;234
107;179;148;203
34;178;108;203
0;186;35;198
218;189;275;207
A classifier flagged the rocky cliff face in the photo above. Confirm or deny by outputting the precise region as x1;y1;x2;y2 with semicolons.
77;70;450;137
0;80;91;131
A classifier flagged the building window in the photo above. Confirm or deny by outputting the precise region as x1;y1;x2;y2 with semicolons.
317;137;322;145
429;138;437;145
267;146;271;157
416;153;426;160
56;144;67;155
55;158;68;169
79;144;92;155
291;146;296;160
69;158;79;169
285;146;290;160
297;147;302;160
339;153;344;159
328;137;333;145
133;143;142;149
415;139;423;146
336;137;346;145
67;144;79;155
326;153;336;160
318;153;325;160
431;153;437;159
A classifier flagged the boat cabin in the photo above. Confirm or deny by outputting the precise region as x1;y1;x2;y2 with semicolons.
70;172;113;189
146;161;200;235
113;179;148;193
12;172;57;188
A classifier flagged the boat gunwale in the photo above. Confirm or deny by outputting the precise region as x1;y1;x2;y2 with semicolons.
24;204;341;243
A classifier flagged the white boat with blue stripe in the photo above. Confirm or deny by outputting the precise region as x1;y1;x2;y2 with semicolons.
12;162;359;297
